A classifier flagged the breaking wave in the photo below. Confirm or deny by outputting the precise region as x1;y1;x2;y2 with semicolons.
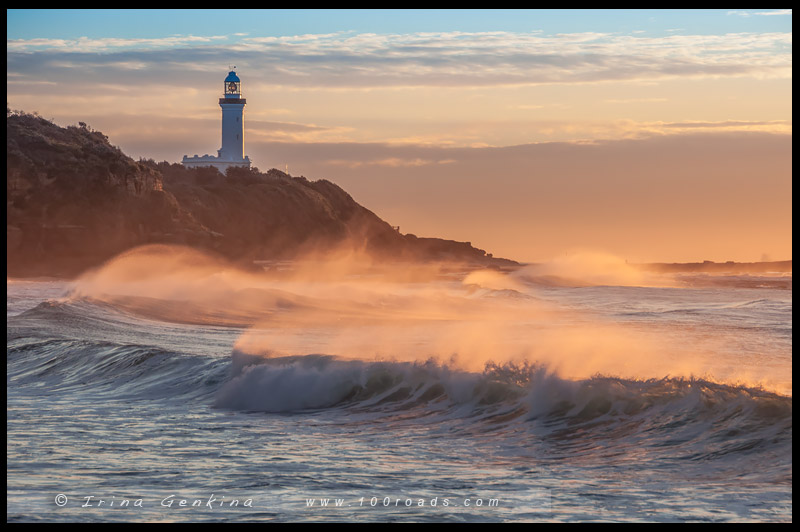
8;298;791;466
7;271;791;481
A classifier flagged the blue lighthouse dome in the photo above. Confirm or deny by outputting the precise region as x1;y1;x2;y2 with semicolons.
223;70;242;98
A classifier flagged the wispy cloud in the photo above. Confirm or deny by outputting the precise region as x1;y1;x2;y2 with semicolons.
655;119;791;130
604;98;668;104
727;9;792;17
6;34;228;52
7;30;792;90
326;157;457;169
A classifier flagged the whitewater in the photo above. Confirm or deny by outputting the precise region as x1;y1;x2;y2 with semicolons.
6;246;792;522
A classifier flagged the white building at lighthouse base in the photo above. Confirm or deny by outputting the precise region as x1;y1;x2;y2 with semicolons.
182;153;251;173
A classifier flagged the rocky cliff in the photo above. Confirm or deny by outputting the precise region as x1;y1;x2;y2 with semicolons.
7;111;516;277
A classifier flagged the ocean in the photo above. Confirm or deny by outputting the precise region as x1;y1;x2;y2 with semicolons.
6;246;792;522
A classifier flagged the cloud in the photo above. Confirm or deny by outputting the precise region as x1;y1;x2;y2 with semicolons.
325;157;456;169
7;29;792;90
6;34;228;53
604;98;668;104
654;119;791;130
510;103;572;110
728;9;792;17
246;121;355;143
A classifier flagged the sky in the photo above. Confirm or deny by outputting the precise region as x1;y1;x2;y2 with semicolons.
7;9;793;263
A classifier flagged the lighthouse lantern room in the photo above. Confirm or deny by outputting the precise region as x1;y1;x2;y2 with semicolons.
182;69;252;173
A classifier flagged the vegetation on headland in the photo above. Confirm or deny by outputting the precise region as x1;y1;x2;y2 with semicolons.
7;110;516;277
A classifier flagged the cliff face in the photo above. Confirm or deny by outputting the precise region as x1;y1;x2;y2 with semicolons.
7;112;515;277
7;111;162;196
7;112;217;276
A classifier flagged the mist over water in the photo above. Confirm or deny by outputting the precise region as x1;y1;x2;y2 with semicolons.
71;245;791;395
8;244;792;521
512;251;680;288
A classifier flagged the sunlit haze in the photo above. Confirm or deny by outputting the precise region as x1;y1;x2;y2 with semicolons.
7;9;792;263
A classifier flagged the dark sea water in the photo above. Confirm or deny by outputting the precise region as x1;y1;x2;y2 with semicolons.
6;253;792;522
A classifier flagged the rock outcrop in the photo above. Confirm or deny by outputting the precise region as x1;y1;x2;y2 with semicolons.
7;111;516;277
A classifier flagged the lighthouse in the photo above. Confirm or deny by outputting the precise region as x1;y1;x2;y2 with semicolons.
182;70;252;173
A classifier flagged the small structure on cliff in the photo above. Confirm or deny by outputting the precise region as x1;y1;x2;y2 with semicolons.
182;69;252;173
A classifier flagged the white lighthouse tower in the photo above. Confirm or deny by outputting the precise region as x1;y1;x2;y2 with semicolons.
182;69;252;173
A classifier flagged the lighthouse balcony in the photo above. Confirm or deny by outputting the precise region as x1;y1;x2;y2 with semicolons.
219;98;246;105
